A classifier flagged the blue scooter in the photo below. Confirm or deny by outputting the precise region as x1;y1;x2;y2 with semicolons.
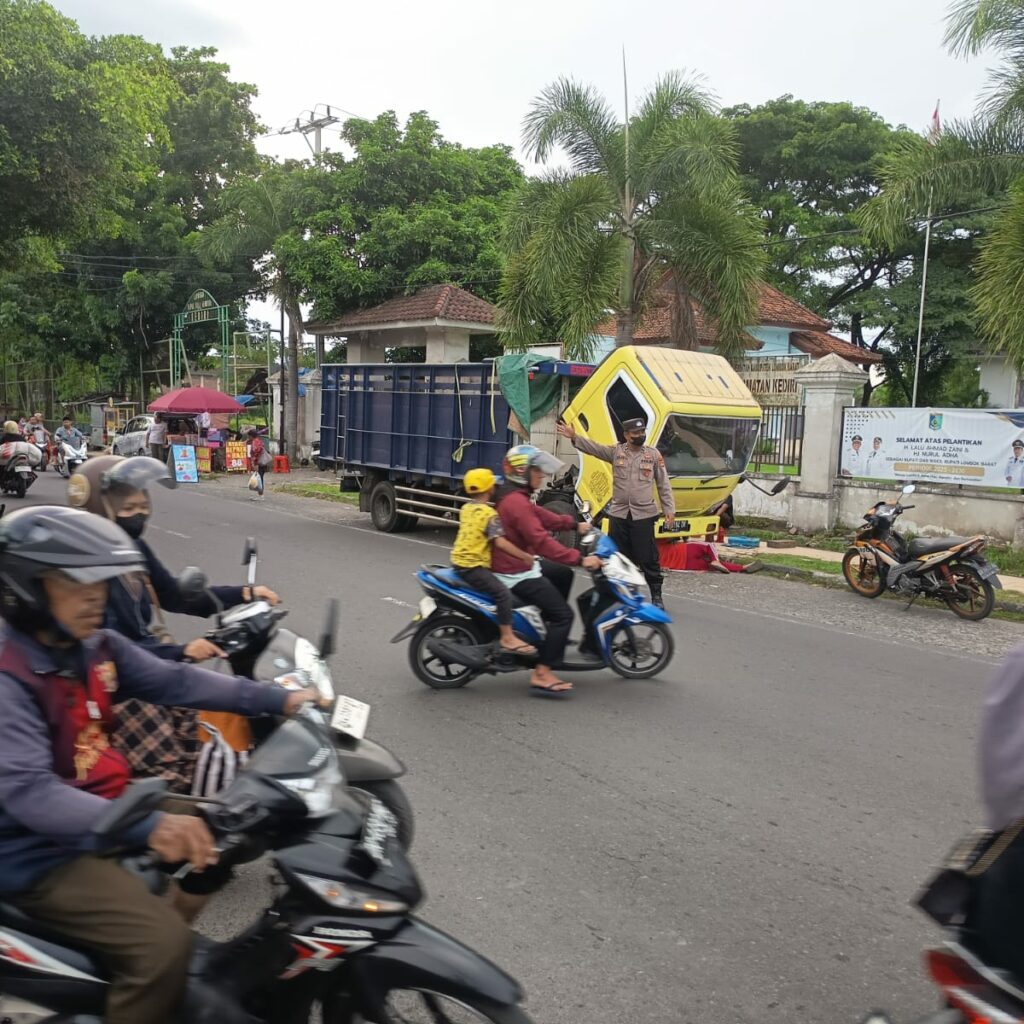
391;532;674;688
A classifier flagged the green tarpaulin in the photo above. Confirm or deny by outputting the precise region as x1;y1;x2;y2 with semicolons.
495;353;562;431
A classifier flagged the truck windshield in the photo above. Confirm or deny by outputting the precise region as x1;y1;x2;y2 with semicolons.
656;416;759;478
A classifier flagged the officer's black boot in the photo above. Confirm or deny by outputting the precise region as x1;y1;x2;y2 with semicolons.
649;581;664;609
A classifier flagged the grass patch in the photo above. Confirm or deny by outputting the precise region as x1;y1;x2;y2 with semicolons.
746;553;843;575
273;482;359;505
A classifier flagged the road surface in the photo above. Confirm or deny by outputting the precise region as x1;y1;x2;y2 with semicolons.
20;469;1016;1023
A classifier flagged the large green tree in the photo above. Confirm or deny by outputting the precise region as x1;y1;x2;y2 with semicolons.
862;0;1024;369
498;72;765;361
293;111;523;323
0;0;176;264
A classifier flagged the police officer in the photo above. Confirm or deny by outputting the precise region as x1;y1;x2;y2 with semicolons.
557;416;676;608
1006;439;1024;487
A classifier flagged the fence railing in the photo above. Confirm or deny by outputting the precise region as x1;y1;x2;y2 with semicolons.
749;405;804;474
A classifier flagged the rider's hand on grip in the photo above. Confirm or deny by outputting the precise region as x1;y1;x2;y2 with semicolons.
148;814;219;871
576;522;593;535
283;686;329;714
183;638;226;662
581;554;602;570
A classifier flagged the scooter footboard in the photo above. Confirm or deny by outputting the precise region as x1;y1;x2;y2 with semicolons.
339;917;523;1019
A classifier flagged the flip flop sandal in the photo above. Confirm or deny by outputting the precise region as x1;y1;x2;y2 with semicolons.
530;681;573;699
502;641;538;656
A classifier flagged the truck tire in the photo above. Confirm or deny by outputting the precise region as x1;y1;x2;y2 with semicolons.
540;497;578;550
370;480;417;533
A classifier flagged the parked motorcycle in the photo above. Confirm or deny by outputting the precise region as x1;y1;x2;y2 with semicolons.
54;436;88;478
0;703;534;1024
0;440;40;498
392;531;674;688
180;539;414;848
842;485;1001;621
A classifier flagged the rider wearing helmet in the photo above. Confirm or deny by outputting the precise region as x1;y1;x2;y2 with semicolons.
67;455;280;794
494;444;601;697
0;506;317;1024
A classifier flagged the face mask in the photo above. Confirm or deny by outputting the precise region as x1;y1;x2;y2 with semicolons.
117;513;148;540
628;434;645;447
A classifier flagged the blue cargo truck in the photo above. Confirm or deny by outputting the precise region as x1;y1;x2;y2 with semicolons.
318;360;590;532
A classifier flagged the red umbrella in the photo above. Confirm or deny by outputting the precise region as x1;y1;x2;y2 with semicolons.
148;387;244;415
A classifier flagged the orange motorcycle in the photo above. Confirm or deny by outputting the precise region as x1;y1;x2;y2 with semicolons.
842;484;1000;621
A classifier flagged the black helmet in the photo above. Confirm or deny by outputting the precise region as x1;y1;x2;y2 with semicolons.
0;506;145;627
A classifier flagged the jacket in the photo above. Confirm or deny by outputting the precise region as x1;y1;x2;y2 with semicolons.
105;538;245;661
0;625;288;894
572;436;675;520
492;487;581;573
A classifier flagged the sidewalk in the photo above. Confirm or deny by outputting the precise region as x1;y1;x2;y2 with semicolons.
721;539;1024;596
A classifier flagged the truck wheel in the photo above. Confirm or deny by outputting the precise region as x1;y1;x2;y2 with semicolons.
370;481;417;533
540;498;578;550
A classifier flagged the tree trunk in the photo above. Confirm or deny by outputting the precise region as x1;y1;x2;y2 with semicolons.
615;311;635;347
285;299;302;463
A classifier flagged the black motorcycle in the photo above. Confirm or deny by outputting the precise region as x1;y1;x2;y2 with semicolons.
179;540;414;848
842;484;1001;621
0;704;534;1023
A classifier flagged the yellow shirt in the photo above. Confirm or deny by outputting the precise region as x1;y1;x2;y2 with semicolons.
452;502;503;569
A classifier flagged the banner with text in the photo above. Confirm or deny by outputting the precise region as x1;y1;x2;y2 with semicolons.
840;408;1024;487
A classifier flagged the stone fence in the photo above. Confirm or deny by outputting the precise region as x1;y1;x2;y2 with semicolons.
733;354;1024;546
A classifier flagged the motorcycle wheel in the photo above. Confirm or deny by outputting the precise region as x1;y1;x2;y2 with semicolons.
328;989;535;1024
607;622;674;679
409;615;482;689
349;779;415;851
944;563;995;621
842;550;885;598
12;477;26;498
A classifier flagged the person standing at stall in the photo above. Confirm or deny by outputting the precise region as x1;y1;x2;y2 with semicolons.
145;413;168;465
557;416;676;608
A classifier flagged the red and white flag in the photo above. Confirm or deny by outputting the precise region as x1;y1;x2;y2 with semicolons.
927;100;942;145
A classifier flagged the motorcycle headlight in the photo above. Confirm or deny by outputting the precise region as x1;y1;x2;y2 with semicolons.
296;873;408;913
293;637;336;703
277;734;343;817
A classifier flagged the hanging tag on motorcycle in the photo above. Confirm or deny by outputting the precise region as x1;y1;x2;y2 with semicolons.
331;695;371;740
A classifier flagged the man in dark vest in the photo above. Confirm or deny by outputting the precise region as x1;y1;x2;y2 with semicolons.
558;416;676;607
0;506;320;1024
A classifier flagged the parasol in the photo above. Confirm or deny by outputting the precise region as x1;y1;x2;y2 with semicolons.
148;387;244;415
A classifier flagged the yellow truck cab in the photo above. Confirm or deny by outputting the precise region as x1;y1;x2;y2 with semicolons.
559;346;763;540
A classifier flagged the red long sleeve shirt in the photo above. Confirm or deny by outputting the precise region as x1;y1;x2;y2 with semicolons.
491;488;582;573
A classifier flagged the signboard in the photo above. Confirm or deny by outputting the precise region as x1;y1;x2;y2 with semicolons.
225;440;249;472
171;444;199;484
195;446;212;475
736;356;808;407
183;289;219;325
840;407;1024;488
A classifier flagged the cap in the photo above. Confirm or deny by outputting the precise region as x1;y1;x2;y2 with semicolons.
851;435;862;442
622;417;647;433
464;467;496;494
1014;440;1024;449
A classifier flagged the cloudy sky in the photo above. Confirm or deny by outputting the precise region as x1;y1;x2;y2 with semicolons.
53;0;996;330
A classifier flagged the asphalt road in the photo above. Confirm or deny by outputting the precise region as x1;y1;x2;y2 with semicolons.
20;469;1020;1024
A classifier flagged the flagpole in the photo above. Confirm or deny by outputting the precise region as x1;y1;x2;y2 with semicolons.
911;189;933;408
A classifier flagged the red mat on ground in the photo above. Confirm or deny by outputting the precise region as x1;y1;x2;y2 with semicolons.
657;540;745;573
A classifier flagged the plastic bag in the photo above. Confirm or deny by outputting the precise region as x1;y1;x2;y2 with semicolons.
248;471;260;491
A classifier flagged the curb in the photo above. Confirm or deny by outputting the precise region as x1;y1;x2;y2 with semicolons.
752;560;1024;615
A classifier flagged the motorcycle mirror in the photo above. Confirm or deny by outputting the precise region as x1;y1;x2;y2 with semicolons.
242;537;258;586
318;598;338;660
579;500;591;516
771;479;790;495
902;483;916;496
92;777;168;839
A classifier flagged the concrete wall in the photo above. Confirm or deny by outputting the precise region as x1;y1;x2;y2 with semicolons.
734;473;1024;546
746;325;795;355
979;355;1020;408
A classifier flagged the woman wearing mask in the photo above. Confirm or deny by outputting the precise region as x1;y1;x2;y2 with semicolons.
66;456;280;794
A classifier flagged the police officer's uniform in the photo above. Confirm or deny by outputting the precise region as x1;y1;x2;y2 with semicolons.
571;417;676;606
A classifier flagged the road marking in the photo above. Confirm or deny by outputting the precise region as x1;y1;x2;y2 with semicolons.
159;528;192;540
381;597;414;609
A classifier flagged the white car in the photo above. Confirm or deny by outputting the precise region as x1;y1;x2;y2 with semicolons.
111;415;197;456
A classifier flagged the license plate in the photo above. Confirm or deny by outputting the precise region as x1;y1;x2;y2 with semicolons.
15;466;30;474
331;694;371;740
977;562;999;581
419;596;436;618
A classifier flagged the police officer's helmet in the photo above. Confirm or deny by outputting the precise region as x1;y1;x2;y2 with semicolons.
503;445;565;488
0;506;145;626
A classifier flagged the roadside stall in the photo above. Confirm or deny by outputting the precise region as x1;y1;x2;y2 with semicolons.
148;387;245;480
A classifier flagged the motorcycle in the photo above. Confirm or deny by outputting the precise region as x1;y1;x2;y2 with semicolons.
866;829;1024;1024
392;531;674;688
179;539;414;848
0;701;535;1024
842;484;1001;621
0;440;40;498
54;435;88;478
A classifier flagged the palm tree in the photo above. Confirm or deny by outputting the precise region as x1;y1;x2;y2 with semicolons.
498;72;765;361
861;1;1024;363
201;165;306;460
